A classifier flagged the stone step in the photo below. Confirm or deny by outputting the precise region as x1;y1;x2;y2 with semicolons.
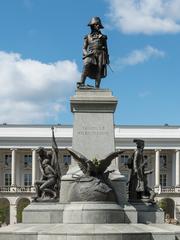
0;223;179;240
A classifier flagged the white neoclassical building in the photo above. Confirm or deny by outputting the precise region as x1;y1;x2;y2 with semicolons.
0;124;180;224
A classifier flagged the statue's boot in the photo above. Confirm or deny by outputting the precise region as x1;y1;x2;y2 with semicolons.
95;67;102;88
95;77;101;88
77;74;86;88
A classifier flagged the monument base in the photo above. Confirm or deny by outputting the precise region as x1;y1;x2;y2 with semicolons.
23;202;65;224
131;201;164;224
7;88;169;240
22;201;163;224
63;202;125;224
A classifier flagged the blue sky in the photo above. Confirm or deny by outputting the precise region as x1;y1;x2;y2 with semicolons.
0;0;180;125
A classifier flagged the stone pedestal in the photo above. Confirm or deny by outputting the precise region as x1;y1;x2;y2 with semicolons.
70;89;117;162
60;89;126;204
63;202;125;224
23;202;65;224
22;201;163;225
131;202;165;224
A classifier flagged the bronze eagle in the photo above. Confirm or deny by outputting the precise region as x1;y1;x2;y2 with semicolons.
66;148;124;178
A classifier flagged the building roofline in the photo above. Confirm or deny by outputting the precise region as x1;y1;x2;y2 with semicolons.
0;123;180;129
0;124;73;128
115;124;180;129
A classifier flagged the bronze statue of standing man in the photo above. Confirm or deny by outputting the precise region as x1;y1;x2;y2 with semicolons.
77;17;109;89
127;139;145;201
127;139;156;203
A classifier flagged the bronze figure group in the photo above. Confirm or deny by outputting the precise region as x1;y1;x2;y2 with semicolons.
33;133;155;204
33;127;61;201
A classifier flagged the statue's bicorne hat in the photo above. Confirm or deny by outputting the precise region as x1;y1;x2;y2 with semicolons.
88;17;104;29
133;139;144;148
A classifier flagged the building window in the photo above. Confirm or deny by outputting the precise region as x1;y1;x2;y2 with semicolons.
160;174;167;187
24;155;32;168
160;155;167;168
24;174;32;186
143;155;148;168
120;155;129;165
5;173;11;186
63;155;71;165
4;154;11;168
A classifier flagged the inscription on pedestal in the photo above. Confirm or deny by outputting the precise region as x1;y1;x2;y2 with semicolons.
77;126;109;136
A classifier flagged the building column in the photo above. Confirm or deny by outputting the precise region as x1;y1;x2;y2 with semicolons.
10;203;17;224
115;148;121;170
172;151;176;186
11;149;17;186
176;150;180;187
155;149;160;187
32;149;37;186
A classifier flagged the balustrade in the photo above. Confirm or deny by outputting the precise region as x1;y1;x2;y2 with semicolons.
0;186;34;193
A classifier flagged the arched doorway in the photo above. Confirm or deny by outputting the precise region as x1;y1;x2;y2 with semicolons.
158;198;175;219
0;198;10;225
16;198;30;223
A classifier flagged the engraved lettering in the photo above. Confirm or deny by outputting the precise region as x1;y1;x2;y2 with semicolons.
77;125;109;136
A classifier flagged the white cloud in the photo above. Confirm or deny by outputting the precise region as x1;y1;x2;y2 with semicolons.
115;46;165;69
107;0;180;34
0;51;80;123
